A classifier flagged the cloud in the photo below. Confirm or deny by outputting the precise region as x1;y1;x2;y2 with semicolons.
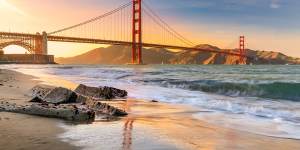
270;0;280;9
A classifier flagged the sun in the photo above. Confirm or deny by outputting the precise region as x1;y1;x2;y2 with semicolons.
0;0;26;16
0;0;11;7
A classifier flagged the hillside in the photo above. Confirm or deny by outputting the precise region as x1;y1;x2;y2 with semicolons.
55;45;300;65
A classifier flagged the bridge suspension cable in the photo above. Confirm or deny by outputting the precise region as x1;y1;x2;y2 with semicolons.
48;1;133;43
142;1;195;47
48;0;196;48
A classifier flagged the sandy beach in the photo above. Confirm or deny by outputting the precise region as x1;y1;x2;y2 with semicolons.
0;69;77;150
1;68;300;150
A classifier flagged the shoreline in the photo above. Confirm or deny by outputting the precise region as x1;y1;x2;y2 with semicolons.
0;69;78;150
1;68;300;150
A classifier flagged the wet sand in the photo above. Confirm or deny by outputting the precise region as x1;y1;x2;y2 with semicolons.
0;69;77;150
1;68;300;150
0;112;78;150
102;100;300;150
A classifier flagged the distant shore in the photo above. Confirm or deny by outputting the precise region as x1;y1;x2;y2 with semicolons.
1;68;300;150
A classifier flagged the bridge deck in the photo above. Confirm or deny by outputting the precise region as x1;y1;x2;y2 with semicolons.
48;35;244;57
0;31;246;57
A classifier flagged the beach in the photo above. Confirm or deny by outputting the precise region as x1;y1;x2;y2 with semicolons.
1;68;300;150
0;69;77;150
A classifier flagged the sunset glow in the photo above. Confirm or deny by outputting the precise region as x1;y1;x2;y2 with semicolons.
1;1;300;149
0;0;25;16
1;0;300;57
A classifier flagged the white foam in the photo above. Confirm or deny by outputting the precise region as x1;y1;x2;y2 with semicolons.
193;112;300;139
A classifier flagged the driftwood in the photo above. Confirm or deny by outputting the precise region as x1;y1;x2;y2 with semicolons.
0;101;95;121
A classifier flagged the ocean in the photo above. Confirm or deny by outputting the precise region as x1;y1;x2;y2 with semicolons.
2;64;300;139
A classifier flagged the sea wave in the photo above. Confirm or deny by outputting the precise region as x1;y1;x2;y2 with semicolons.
141;79;300;101
3;64;300;139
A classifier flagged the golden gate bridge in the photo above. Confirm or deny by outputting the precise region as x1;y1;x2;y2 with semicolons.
0;0;247;64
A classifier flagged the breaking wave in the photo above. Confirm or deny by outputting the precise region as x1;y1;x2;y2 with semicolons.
142;79;300;101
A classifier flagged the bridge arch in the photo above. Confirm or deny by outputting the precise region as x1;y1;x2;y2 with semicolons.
0;41;35;54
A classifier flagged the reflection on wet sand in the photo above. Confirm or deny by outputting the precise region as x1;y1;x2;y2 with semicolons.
107;99;300;150
122;117;134;150
122;100;134;150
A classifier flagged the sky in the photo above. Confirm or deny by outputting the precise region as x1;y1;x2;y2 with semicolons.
0;0;299;57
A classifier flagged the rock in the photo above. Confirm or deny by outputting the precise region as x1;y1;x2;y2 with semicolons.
43;87;77;104
30;85;83;104
27;84;128;117
85;99;127;116
30;85;54;102
93;102;128;116
151;100;159;102
75;94;89;103
0;101;95;121
30;97;43;103
74;84;127;100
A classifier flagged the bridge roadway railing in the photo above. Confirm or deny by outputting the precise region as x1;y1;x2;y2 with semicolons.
0;32;247;58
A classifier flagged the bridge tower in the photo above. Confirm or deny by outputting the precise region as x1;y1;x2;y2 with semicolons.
34;32;48;55
42;31;48;55
239;35;246;64
132;0;142;64
35;32;43;54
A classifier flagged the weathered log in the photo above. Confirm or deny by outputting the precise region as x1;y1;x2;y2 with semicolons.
74;84;127;99
0;101;95;121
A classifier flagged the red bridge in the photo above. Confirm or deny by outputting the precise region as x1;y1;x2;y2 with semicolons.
0;0;247;64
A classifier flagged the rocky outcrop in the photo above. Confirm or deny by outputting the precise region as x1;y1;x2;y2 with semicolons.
31;85;87;104
43;87;77;104
1;84;129;121
74;84;127;99
75;94;89;103
84;99;127;116
0;101;95;121
30;85;53;102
